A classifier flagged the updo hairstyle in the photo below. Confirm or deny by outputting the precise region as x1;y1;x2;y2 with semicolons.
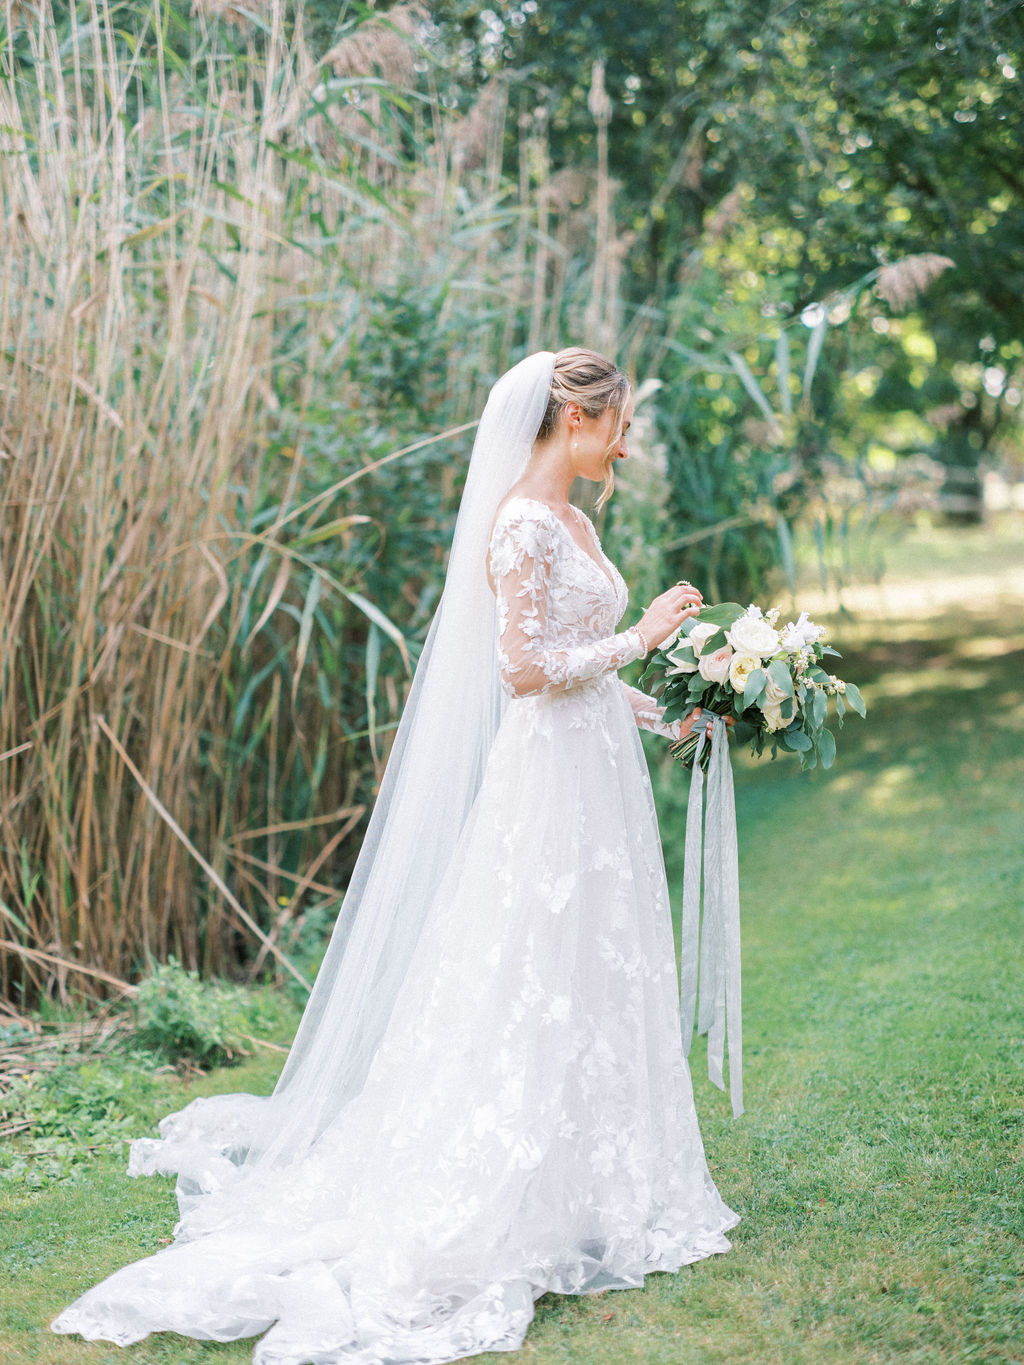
537;347;630;508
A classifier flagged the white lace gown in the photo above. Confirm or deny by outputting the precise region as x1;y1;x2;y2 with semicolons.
52;496;739;1364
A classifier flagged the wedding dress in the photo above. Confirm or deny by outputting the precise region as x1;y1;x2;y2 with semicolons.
52;356;738;1365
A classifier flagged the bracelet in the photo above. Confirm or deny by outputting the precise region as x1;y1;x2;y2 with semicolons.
633;624;650;655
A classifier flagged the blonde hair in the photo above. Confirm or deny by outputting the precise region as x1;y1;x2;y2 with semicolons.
538;347;630;509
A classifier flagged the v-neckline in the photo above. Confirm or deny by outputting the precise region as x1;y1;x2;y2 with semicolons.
508;496;618;593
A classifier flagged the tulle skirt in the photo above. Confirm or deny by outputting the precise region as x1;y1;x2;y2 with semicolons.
52;675;738;1364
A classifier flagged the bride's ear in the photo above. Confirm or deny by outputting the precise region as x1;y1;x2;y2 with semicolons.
563;400;582;431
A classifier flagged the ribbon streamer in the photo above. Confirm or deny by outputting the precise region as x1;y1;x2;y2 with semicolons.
679;712;743;1117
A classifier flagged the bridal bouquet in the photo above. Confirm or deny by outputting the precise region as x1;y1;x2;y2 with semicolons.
640;602;866;771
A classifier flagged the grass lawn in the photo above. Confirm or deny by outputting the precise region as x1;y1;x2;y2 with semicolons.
2;522;1022;1365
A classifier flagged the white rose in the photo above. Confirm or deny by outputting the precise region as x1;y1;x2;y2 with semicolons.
726;614;781;659
698;644;733;685
728;652;760;694
687;621;720;657
664;640;698;674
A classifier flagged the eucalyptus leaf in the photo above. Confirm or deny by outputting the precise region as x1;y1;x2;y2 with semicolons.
639;659;665;687
663;644;696;668
844;682;867;717
693;602;746;627
811;688;827;728
766;658;794;698
697;628;728;656
782;727;812;751
743;668;766;705
818;727;837;768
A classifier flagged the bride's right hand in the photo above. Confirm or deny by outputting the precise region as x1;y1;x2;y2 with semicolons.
636;583;703;650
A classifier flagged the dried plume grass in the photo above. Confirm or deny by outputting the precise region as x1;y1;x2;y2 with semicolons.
875;253;955;312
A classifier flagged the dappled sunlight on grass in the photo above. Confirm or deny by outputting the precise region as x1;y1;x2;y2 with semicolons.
870;666;988;697
953;633;1024;659
642;530;1024;1363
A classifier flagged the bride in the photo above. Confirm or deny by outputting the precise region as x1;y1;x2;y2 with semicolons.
52;348;739;1365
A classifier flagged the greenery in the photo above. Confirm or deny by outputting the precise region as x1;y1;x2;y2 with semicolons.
0;1064;161;1194
133;957;285;1067
0;0;532;1001
0;522;1020;1362
431;0;1024;589
0;964;299;1189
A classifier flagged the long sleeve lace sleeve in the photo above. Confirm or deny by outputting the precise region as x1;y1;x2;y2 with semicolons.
490;505;645;700
620;682;683;739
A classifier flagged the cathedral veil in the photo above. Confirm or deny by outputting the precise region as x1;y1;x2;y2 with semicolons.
223;350;560;1170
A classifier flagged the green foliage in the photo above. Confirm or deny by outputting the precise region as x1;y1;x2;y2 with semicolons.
438;0;1024;567
133;958;259;1066
0;0;559;1001
459;0;1024;324
0;1064;158;1190
0;971;300;1186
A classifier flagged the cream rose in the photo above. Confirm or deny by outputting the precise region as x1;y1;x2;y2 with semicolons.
762;675;789;706
760;700;795;731
726;614;781;659
687;621;720;657
698;644;733;685
761;675;796;727
728;652;760;694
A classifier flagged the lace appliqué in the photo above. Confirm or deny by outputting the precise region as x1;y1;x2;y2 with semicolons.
489;500;645;698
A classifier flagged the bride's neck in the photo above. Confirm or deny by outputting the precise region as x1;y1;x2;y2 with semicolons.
511;440;574;510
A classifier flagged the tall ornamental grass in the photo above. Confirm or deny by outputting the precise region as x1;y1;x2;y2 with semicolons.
0;1;630;1003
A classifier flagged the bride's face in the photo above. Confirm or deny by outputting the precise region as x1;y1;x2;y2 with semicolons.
570;394;634;483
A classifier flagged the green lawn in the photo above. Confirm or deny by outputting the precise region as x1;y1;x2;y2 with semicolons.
3;523;1022;1365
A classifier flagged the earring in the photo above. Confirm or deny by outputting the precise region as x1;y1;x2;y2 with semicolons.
571;433;578;453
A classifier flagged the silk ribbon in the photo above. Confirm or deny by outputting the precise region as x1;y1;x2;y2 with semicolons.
679;712;743;1117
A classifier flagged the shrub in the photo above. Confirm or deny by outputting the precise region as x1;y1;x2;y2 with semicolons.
133;958;255;1067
